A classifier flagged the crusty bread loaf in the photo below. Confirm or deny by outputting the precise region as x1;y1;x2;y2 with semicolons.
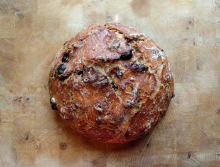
48;22;174;143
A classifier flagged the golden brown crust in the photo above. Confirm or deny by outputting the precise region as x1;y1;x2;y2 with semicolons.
48;22;174;143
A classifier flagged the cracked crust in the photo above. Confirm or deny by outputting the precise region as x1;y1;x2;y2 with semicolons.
48;22;174;143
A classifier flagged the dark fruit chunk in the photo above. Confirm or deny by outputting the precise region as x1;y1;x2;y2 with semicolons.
124;62;148;72
140;130;145;137
77;71;83;75
134;64;147;72
101;57;107;63
51;103;58;110
140;133;145;137
57;64;66;75
50;97;58;110
59;75;70;81
62;52;70;62
120;49;133;60
63;41;68;45
110;66;123;77
111;83;118;91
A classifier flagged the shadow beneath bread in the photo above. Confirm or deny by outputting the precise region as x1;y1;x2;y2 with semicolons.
54;112;154;154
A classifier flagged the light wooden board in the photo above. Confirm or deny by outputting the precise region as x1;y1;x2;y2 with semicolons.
0;0;220;166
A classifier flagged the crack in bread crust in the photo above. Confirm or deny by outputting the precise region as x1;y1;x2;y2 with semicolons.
48;23;174;143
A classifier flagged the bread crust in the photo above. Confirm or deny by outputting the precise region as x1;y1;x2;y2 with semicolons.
48;23;174;143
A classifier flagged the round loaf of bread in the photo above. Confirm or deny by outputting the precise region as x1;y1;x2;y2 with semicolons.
48;23;174;143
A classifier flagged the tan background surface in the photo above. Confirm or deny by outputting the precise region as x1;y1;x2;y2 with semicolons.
0;0;220;166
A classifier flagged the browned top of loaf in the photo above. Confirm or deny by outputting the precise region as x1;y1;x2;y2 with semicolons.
48;22;174;143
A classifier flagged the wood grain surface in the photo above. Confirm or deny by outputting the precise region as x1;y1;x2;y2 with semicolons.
0;0;220;166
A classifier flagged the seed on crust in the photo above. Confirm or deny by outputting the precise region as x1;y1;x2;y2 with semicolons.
96;116;102;124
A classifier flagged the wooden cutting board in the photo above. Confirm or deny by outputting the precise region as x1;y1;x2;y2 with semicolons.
0;0;220;166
